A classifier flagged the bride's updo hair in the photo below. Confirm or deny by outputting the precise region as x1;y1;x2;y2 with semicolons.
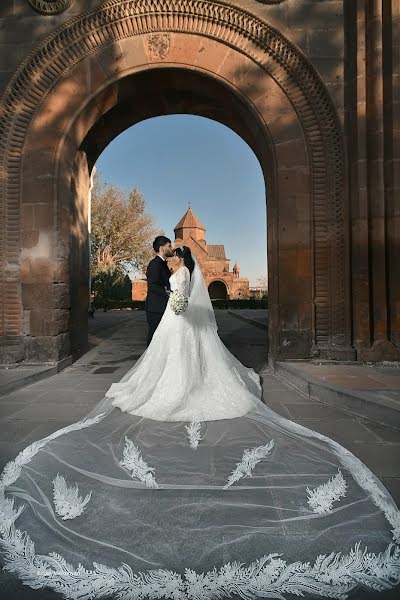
175;246;195;277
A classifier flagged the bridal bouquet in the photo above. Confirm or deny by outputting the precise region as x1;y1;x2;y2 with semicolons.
169;290;188;315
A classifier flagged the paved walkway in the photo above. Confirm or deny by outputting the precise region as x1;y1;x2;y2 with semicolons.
0;310;136;396
0;311;399;599
227;308;268;329
275;360;400;428
0;364;57;396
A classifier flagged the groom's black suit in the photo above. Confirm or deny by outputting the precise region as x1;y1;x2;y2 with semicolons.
145;255;171;346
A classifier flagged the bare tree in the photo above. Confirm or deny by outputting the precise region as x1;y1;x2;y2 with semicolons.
90;172;158;275
256;275;268;289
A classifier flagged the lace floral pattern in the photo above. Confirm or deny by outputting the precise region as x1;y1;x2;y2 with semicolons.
338;450;400;543
170;265;191;297
0;494;25;533
283;418;400;542
223;440;274;489
183;543;400;600
119;435;158;488
0;412;399;598
185;419;203;449
1;513;399;600
52;474;92;520
0;413;105;489
306;470;347;514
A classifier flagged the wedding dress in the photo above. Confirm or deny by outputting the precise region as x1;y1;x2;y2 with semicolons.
1;256;399;600
107;261;260;421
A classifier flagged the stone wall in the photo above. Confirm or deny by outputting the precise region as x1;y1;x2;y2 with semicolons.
0;1;344;112
0;0;398;365
343;1;400;360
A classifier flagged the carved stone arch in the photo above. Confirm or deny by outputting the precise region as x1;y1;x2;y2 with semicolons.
0;0;353;364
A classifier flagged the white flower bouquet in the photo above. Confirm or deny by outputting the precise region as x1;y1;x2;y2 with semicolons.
169;290;188;315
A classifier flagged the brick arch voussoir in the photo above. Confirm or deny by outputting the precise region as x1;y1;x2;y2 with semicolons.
0;0;348;356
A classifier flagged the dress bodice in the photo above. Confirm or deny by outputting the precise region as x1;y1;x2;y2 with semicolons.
169;266;191;296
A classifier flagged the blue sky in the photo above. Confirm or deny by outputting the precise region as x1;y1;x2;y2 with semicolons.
95;115;267;286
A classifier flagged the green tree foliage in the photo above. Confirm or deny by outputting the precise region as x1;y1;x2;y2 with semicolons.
91;271;133;310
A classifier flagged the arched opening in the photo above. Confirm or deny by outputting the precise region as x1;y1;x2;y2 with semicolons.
94;112;266;310
0;5;353;365
208;281;228;300
69;66;274;359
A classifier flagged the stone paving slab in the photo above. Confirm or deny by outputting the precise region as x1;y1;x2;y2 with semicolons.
29;389;105;405
0;365;58;397
284;401;354;420
297;362;400;389
0;310;135;398
343;443;400;478
362;420;400;443
227;308;268;329
292;418;383;444
280;361;400;390
274;360;400;429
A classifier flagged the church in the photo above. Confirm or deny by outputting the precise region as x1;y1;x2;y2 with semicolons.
132;207;250;301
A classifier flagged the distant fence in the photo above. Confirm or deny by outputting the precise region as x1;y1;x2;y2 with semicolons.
211;298;268;309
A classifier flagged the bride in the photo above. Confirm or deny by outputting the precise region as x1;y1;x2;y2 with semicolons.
107;245;260;422
0;245;399;600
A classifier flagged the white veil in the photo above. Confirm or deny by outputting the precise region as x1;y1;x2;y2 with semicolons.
186;254;217;330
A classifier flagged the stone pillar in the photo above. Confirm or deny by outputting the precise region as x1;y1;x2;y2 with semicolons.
385;0;400;352
69;151;90;361
345;0;400;360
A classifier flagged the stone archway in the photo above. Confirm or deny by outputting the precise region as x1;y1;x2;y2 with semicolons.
0;0;354;366
208;281;228;301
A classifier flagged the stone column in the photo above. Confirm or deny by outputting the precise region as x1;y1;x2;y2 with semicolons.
384;0;400;352
69;151;90;361
345;0;400;360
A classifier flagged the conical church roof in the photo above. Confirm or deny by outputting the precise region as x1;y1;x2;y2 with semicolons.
174;207;206;231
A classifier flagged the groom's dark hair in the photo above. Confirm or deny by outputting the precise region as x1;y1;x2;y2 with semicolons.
153;235;171;253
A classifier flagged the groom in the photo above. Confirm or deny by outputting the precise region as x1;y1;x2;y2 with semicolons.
145;235;174;346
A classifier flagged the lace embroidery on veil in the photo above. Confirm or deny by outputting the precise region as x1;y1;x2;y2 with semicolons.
223;440;275;489
1;394;400;598
52;474;93;520
118;435;158;488
185;419;203;450
306;470;347;515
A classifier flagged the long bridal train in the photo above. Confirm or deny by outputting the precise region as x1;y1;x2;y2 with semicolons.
0;257;399;599
1;402;399;599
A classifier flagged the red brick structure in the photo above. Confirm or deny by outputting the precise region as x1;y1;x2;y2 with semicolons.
0;1;399;366
131;280;148;302
175;207;250;299
132;207;250;301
